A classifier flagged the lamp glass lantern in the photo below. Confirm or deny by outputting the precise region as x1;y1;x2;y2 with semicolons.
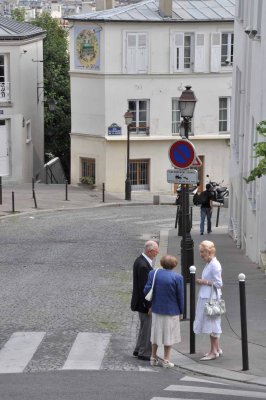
179;85;197;118
124;110;133;126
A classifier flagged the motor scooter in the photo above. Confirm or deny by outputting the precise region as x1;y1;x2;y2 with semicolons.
206;175;229;204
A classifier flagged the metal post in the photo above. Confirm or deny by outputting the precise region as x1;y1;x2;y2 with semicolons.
102;182;105;203
12;191;15;212
189;266;196;354
238;273;249;371
65;179;68;201
0;176;2;205
181;184;187;318
125;124;131;200
175;205;179;229
32;177;35;198
216;205;220;227
33;189;37;208
190;206;193;229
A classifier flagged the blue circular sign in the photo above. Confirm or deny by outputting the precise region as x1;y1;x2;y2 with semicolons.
169;140;195;168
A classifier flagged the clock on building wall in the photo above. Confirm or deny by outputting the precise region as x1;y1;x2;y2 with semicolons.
74;26;100;70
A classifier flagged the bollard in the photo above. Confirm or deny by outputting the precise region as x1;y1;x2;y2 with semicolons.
175;205;179;229
32;177;35;198
216;205;220;227
33;189;37;208
12;191;15;212
102;183;105;203
238;273;249;371
65;179;68;201
189;266;196;354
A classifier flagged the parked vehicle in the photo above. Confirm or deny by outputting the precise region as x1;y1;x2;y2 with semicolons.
206;175;229;204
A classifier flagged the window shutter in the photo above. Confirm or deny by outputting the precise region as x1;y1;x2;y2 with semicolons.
126;33;137;73
194;33;205;72
210;32;221;72
174;33;184;72
137;33;148;73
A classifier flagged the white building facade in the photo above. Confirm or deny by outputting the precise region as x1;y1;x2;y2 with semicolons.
67;0;234;193
229;0;266;265
0;17;45;183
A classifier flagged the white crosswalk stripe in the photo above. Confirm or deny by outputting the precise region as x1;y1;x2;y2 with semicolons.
0;332;45;373
165;385;266;398
180;376;229;385
0;331;112;373
62;332;111;370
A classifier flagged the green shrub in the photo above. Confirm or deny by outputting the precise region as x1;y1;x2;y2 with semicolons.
80;176;95;186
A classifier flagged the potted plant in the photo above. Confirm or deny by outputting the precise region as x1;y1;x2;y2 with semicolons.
80;176;96;189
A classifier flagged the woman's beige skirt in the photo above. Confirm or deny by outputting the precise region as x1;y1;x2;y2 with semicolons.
151;313;181;346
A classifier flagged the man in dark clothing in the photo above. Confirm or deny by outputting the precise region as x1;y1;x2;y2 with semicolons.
131;240;159;361
200;183;216;235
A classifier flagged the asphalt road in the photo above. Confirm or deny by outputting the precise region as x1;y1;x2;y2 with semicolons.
1;205;264;399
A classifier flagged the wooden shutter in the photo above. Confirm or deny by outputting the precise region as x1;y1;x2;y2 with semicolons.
174;33;184;72
137;33;148;73
194;33;205;72
126;33;137;73
210;32;221;72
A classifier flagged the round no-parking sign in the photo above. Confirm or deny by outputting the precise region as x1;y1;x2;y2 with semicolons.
169;139;195;169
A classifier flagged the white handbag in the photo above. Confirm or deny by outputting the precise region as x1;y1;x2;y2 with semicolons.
145;269;159;301
204;284;226;317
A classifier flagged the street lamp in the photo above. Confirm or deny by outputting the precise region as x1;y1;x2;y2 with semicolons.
179;85;197;318
124;110;133;200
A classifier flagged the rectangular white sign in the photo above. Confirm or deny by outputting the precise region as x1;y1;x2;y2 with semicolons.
167;169;198;184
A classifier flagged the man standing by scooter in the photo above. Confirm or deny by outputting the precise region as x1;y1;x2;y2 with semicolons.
200;184;216;235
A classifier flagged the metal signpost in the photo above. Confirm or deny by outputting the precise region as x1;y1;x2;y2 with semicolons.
168;139;197;319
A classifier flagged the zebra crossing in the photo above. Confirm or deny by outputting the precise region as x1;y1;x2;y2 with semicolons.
0;331;112;373
151;376;266;400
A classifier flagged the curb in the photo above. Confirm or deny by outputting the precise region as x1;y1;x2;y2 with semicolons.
158;348;266;387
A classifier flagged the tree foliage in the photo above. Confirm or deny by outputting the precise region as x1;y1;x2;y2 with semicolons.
244;120;266;183
11;8;26;22
31;13;71;180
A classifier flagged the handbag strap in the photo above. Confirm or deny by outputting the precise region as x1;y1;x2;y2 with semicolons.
150;268;159;292
209;283;219;304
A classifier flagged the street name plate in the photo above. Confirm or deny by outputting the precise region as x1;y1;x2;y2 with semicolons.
167;169;198;184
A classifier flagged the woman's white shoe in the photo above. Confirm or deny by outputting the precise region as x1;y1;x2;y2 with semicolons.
200;353;218;361
162;360;175;368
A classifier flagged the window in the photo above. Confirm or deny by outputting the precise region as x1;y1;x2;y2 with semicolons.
128;100;149;134
124;32;148;74
221;33;234;66
129;159;150;191
172;32;206;73
174;33;194;71
219;97;231;132
81;158;95;183
0;54;9;100
26;120;32;143
172;98;181;134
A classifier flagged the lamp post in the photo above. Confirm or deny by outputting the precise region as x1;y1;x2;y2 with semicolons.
179;85;197;319
124;110;133;200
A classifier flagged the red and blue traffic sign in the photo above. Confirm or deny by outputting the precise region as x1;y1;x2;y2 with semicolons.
169;139;195;169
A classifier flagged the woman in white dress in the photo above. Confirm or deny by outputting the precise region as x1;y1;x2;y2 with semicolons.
193;240;223;361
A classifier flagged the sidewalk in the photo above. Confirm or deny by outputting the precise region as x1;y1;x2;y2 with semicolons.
1;183;266;386
0;183;176;217
167;227;266;386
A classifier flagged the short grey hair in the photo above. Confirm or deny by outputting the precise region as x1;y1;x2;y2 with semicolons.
144;240;158;253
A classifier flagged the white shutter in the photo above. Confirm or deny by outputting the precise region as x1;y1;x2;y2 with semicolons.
0;123;9;176
174;33;184;72
194;33;205;72
136;33;148;73
210;32;221;72
126;33;137;73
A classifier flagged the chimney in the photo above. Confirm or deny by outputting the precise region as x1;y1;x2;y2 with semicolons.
96;0;114;11
159;0;172;18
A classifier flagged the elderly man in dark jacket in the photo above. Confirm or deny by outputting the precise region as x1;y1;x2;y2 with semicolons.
131;240;159;361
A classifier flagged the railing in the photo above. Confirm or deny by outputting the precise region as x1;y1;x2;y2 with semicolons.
130;125;150;135
44;157;66;184
0;82;10;101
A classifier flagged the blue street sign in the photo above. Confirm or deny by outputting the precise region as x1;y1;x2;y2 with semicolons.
169;139;195;169
108;123;121;135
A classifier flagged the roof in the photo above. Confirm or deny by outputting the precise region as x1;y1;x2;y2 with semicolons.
0;16;45;40
67;0;235;22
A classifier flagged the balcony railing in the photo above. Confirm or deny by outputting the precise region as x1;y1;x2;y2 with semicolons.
130;125;150;135
0;82;10;101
